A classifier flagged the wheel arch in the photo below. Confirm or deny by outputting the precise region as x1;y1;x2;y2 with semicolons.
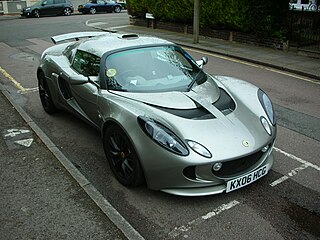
101;119;147;183
32;8;40;17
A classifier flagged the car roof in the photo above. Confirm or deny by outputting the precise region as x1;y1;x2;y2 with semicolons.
76;33;174;57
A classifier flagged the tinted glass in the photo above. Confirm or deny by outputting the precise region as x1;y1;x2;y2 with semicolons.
72;50;100;76
54;0;66;4
104;46;207;92
43;0;54;5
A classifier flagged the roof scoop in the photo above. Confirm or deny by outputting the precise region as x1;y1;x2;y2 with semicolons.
118;33;139;39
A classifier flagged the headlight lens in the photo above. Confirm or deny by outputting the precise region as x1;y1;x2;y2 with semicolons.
258;89;275;125
138;116;189;156
187;140;212;158
261;116;272;135
26;7;31;10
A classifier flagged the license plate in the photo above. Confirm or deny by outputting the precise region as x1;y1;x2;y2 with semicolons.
226;164;269;193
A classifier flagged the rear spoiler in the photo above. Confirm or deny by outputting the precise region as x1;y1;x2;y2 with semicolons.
51;32;107;44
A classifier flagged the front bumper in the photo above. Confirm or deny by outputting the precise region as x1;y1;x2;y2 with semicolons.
77;6;88;13
161;153;274;196
21;10;32;17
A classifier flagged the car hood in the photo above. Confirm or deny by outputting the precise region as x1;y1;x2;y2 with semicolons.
107;75;275;162
110;77;221;109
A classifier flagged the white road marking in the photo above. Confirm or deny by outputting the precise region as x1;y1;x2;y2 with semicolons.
270;163;309;187
86;22;109;27
4;129;30;137
274;147;320;171
270;147;320;187
19;87;39;94
168;200;239;238
184;47;320;85
0;66;38;93
15;138;33;147
108;25;130;30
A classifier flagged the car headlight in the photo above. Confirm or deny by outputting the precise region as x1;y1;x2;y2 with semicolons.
187;140;212;158
260;116;272;135
258;89;275;125
138;116;189;156
25;7;31;11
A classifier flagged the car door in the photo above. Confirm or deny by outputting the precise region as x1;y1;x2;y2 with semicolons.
40;0;55;15
95;0;106;12
68;49;102;126
53;0;65;15
104;0;114;12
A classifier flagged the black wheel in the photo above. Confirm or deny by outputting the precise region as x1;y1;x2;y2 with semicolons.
103;124;144;187
33;9;40;18
63;7;72;16
38;71;58;114
309;4;316;11
114;5;121;13
89;7;96;14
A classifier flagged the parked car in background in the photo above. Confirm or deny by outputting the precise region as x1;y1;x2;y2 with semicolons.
115;0;126;9
78;0;122;14
21;0;73;17
289;0;319;11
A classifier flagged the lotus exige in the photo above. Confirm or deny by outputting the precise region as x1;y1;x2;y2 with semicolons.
37;32;276;196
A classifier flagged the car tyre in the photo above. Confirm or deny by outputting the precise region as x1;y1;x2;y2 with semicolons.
33;9;40;18
103;124;144;187
63;7;72;16
309;4;317;11
89;7;96;14
114;5;121;13
38;71;58;114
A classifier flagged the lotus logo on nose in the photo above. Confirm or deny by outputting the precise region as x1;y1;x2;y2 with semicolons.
242;140;250;147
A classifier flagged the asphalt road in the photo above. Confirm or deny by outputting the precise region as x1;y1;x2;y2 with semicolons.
0;12;319;240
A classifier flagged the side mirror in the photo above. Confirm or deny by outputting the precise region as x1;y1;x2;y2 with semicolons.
68;75;89;85
196;57;208;68
68;74;99;87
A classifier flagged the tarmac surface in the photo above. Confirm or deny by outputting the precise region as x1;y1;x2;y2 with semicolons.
1;13;319;240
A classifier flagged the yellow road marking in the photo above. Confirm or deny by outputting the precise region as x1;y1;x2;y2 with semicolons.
0;66;27;92
184;47;320;85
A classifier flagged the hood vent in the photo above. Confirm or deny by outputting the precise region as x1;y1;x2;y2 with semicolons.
213;88;236;115
154;105;215;120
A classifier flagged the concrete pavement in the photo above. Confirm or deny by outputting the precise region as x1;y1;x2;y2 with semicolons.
0;84;143;240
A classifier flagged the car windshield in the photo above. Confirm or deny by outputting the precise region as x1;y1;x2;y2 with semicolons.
104;46;207;92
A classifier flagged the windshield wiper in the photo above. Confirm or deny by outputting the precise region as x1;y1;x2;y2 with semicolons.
186;68;204;92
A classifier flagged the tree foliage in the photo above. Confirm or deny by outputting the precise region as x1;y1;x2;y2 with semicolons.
127;0;290;37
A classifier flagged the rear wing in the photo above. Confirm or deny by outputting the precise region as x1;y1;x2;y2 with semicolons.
51;32;107;44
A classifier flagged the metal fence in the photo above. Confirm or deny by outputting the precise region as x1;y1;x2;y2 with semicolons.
287;10;320;53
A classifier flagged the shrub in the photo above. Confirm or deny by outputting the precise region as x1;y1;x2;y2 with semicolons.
127;0;290;38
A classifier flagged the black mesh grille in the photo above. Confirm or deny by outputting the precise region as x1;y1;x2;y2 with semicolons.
213;151;264;178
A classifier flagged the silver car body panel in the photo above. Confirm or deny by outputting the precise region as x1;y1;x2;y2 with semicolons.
38;32;277;196
51;31;108;44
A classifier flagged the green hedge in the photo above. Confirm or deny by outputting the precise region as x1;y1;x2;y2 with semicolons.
127;0;289;38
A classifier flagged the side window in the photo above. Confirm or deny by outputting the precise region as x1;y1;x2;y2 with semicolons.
43;0;54;5
54;0;66;4
72;50;100;76
63;42;80;63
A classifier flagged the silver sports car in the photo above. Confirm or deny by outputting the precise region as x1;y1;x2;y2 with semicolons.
38;31;276;196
